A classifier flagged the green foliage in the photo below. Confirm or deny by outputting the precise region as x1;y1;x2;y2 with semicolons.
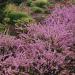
4;4;33;25
34;0;48;8
26;0;49;13
4;3;19;13
0;9;5;23
26;0;48;7
31;6;44;13
47;1;54;6
26;0;33;6
4;11;33;24
0;3;34;35
9;0;24;5
0;23;5;32
3;11;33;35
0;0;8;23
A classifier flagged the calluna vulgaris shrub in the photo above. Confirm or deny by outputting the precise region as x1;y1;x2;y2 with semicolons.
0;5;75;75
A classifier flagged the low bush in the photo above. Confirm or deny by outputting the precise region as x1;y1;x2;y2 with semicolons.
0;5;75;75
1;4;33;35
31;6;44;13
34;0;48;7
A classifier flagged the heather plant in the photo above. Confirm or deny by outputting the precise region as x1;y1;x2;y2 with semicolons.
0;5;75;75
17;5;75;75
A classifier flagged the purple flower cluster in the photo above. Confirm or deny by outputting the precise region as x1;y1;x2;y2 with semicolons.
0;5;75;75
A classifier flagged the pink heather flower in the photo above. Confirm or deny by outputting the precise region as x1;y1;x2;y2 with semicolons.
0;5;75;75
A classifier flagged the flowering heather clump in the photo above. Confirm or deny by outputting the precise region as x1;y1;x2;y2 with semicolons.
0;5;75;75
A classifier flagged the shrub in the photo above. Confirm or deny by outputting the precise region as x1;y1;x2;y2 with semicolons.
26;0;49;14
9;0;24;5
26;0;33;7
34;0;48;7
0;5;75;75
4;11;32;24
4;4;33;24
35;0;48;6
0;23;5;33
19;5;75;75
31;6;44;13
0;0;8;23
3;4;33;35
4;11;33;35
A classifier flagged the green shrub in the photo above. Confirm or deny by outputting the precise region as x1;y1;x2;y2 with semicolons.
4;4;19;13
9;0;24;5
0;0;8;23
26;0;33;7
3;11;33;35
4;4;33;24
3;3;34;35
31;6;44;13
26;0;49;14
4;11;33;24
34;0;48;8
0;23;5;33
47;1;54;6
